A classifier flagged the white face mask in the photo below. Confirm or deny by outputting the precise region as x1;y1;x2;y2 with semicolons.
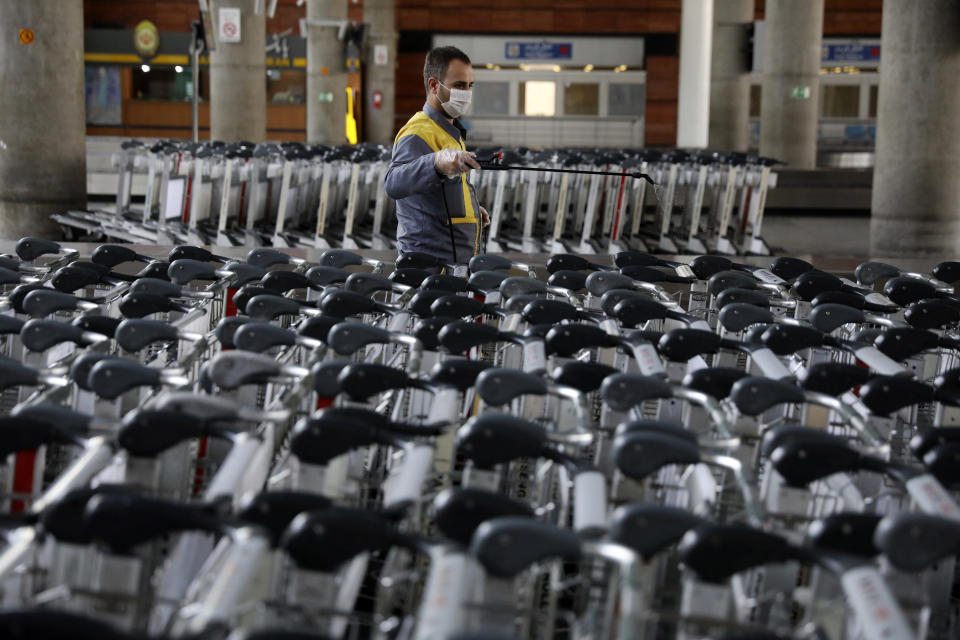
437;81;472;118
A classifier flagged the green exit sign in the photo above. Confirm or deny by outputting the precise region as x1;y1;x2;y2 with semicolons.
790;86;811;99
318;91;334;103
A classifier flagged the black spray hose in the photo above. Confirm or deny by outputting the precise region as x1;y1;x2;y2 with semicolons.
476;152;657;185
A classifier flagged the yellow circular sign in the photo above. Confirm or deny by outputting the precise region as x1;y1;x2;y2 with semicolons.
19;29;34;45
133;20;159;59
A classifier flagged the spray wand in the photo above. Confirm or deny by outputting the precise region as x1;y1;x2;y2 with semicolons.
474;152;657;184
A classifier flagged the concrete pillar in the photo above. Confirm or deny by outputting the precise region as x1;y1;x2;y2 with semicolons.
306;0;347;144
759;0;823;168
870;0;960;256
363;0;398;145
708;0;754;151
209;0;266;142
0;0;85;239
676;0;714;149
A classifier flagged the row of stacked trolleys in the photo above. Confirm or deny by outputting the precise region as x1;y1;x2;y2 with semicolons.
55;140;781;257
0;237;956;639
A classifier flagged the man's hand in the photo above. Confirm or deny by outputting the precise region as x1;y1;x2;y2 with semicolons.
435;149;481;178
479;205;490;228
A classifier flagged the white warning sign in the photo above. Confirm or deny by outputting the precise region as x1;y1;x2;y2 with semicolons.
219;7;242;43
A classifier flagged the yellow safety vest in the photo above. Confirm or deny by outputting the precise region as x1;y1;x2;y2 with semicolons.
394;111;480;256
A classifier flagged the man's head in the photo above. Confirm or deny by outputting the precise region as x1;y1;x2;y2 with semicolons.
423;46;474;119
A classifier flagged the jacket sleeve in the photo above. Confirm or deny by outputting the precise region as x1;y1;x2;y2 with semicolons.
384;134;440;199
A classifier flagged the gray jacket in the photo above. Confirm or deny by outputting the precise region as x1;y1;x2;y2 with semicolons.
384;103;481;264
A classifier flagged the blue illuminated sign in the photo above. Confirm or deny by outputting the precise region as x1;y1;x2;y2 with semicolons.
505;41;573;60
822;44;880;64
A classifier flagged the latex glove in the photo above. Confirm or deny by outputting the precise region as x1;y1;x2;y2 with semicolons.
479;205;490;228
435;149;480;178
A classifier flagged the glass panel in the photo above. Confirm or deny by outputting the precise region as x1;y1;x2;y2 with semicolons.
520;81;556;116
608;83;645;117
749;85;761;118
268;70;305;104
869;84;878;118
85;65;123;125
563;82;599;116
822;85;860;118
131;66;193;101
472;81;510;115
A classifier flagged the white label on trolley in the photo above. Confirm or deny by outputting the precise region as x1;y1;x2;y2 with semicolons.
462;467;500;491
839;277;860;289
599;318;620;335
47;340;75;364
749;348;793;379
415;549;468;640
500;313;521;334
388;312;410;333
680;578;731;619
383;445;434;508
751;269;785;285
573;471;608;533
905;474;960;520
853;346;907;376
840;566;916;640
686;355;709;373
426;387;461;425
866;292;896;307
204;436;265;504
682;463;718;515
631;342;664;376
688;319;712;332
330;554;369;638
522;339;547;374
763;468;812;516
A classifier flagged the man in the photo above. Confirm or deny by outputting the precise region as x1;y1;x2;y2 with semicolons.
384;46;489;266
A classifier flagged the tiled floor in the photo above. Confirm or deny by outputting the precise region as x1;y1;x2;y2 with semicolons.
763;214;870;259
760;213;956;274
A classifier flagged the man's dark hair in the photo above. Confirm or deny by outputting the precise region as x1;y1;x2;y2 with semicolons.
423;46;471;93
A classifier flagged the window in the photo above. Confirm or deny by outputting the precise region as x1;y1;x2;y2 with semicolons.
749;85;761;117
868;84;878;118
520;81;556;116
822;85;860;118
131;66;196;101
563;82;599;116
267;70;305;104
472;81;510;115
608;83;645;117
